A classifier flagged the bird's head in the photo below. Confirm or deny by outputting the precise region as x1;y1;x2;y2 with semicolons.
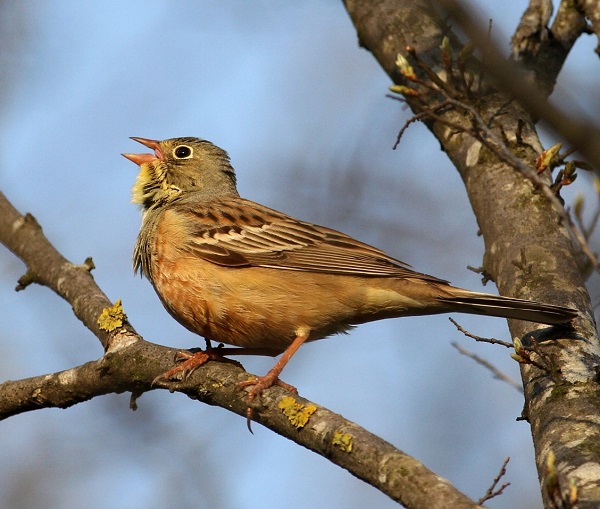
123;137;239;210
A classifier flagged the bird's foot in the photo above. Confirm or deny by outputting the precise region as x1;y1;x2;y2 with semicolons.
239;372;298;432
152;348;240;386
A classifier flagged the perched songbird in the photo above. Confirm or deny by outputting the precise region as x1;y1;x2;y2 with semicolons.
123;137;577;410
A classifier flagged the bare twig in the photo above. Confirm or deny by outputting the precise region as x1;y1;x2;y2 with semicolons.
452;342;523;393
390;109;431;149
477;456;512;504
449;317;513;347
567;210;600;276
434;0;600;174
393;53;600;277
392;47;572;224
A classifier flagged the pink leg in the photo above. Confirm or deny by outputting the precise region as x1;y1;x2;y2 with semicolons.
239;329;311;430
152;346;281;386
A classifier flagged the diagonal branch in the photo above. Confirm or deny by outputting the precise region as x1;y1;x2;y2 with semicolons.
452;342;524;393
0;189;484;508
0;338;483;508
0;191;116;348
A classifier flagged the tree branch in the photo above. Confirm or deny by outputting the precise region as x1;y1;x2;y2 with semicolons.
576;0;600;55
511;0;587;92
435;0;600;174
343;1;600;507
0;188;486;507
0;191;116;348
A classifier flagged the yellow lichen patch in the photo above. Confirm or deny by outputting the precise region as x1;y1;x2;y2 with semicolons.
278;396;317;429
98;299;127;332
332;431;353;453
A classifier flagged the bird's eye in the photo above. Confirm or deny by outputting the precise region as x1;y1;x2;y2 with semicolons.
173;145;193;159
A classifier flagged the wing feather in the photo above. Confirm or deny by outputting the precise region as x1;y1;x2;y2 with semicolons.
177;197;446;282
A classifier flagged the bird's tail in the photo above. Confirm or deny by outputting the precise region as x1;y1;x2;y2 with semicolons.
439;289;578;325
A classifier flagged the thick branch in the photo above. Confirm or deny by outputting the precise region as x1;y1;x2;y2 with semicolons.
343;1;600;507
0;335;483;509
0;191;116;348
0;189;485;507
511;0;586;93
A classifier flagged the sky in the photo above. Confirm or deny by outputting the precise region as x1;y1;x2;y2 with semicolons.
0;2;599;509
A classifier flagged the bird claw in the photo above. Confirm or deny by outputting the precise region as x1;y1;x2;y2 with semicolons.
153;346;299;434
239;374;298;432
152;350;220;386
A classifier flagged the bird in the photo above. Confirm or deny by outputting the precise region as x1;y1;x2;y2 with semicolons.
123;136;578;415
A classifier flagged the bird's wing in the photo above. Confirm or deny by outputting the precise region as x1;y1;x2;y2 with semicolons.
175;198;447;282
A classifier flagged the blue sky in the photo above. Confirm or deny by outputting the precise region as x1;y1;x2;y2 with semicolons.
0;2;598;508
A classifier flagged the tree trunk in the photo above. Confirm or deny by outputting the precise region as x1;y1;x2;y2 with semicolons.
343;0;600;507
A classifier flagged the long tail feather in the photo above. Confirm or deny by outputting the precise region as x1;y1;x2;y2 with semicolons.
440;290;578;324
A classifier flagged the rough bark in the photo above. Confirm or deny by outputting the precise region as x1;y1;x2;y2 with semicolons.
343;0;600;507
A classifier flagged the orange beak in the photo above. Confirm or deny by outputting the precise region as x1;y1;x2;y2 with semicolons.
122;137;164;165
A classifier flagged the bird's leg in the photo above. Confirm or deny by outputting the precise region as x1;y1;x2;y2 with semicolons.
239;328;310;428
152;349;228;385
153;329;310;432
152;346;281;386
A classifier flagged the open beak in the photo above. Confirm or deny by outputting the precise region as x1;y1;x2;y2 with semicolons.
122;137;164;165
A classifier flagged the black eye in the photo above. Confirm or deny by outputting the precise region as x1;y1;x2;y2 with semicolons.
174;145;192;159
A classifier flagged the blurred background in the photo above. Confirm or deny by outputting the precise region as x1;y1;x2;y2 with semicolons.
0;2;598;508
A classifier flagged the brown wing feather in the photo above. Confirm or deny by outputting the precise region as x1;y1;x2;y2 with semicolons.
176;197;447;283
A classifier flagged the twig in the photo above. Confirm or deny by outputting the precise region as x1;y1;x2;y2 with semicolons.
391;110;431;149
567;209;600;276
434;0;600;174
452;342;523;393
477;456;512;504
449;317;513;347
400;84;600;279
